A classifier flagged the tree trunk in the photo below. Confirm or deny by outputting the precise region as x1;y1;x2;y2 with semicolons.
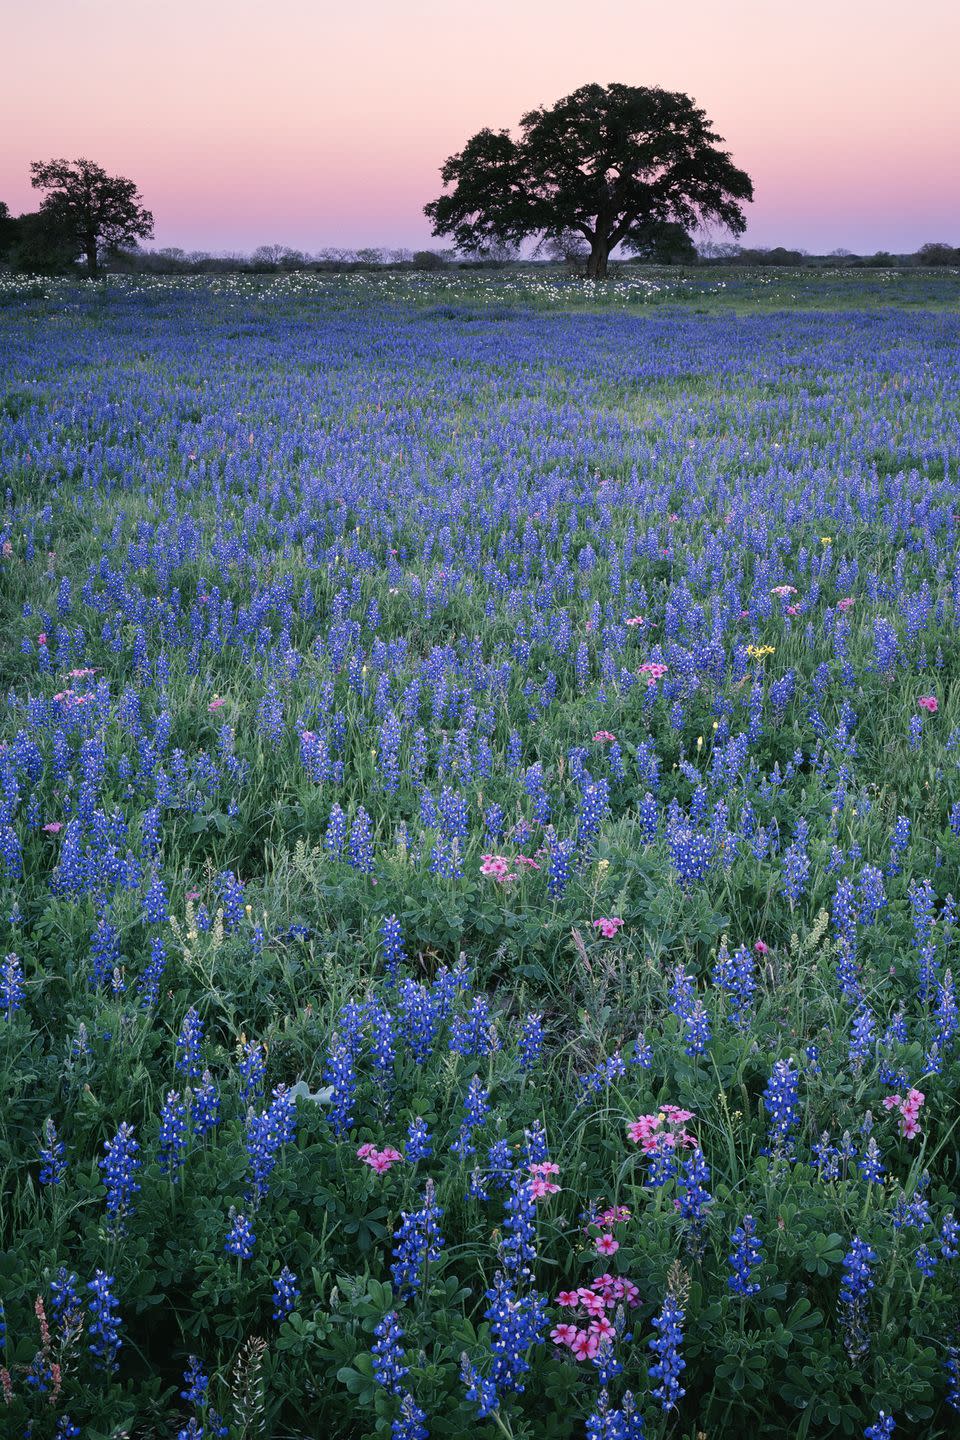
85;234;99;278
586;236;609;279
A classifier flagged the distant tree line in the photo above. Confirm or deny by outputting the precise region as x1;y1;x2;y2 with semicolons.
2;149;958;279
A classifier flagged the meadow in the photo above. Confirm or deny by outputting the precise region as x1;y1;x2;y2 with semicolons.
1;269;959;1439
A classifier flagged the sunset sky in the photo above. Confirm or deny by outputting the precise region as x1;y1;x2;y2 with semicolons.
3;0;958;255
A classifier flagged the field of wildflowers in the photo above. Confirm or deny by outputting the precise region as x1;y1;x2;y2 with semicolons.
1;272;959;1438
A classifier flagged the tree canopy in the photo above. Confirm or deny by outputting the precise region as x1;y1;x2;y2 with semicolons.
30;158;153;278
425;83;753;277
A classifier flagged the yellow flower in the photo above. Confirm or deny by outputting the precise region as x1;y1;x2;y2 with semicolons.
820;535;832;545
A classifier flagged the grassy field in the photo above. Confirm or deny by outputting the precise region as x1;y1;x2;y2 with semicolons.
0;272;959;1438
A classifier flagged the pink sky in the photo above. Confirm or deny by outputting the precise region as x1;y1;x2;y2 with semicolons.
3;0;958;254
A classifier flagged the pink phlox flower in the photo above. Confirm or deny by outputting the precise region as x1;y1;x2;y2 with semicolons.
571;1329;600;1361
42;822;63;834
480;854;515;883
589;1315;616;1340
837;597;855;611
593;917;624;939
357;1143;403;1174
918;696;938;713
625;615;645;627
770;585;797;597
593;731;617;743
639;661;668;686
578;1289;606;1318
754;940;770;954
208;697;227;712
550;1323;579;1348
556;1291;580;1308
514;854;541;869
594;1233;619;1256
786;604;800;615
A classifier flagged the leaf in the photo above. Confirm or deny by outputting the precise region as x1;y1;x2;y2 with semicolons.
287;1079;334;1106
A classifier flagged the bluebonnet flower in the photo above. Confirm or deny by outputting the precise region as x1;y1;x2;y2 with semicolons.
224;1208;256;1258
762;1059;800;1156
324;1034;356;1138
380;914;406;983
547;838;576;899
939;1213;959;1259
349;806;375;873
237;1040;266;1101
272;1267;300;1321
585;1389;645;1439
87;1270;122;1373
838;1236;876;1360
100;1121;141;1226
449;994;493;1058
398;979;438;1063
372;1311;409;1394
518;1012;543;1072
451;1075;491;1157
649;1290;686;1410
191;1070;220;1135
481;1270;548;1400
176;1007;204;1078
157;1091;188;1179
406;1116;433;1162
501;1171;538;1278
864;1414;895;1439
39;1117;67;1185
246;1085;297;1198
849;1006;875;1071
946;1347;960;1411
393;1393;429;1440
137;935;167;1007
667;826;713;885
859;1137;884;1184
1;952;24;1017
677;1147;711;1255
728;1214;763;1296
391;1180;444;1295
50;1269;81;1331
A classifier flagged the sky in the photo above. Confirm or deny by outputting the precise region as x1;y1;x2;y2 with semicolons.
2;0;958;255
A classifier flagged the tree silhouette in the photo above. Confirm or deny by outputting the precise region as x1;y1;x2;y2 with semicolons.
425;83;752;278
30;158;153;278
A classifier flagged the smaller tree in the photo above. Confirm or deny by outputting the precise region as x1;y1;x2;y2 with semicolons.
916;241;959;267
30;158;153;278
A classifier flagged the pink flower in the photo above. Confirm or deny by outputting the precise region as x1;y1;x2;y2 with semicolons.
754;940;770;955
625;615;645;627
660;1105;695;1123
556;1291;580;1308
918;696;938;714
480;854;516;883
578;1288;606;1318
594;1233;619;1256
884;1089;925;1139
357;1142;404;1174
550;1323;578;1348
638;661;668;686
593;731;617;743
593;917;624;939
42;822;62;834
571;1329;600;1361
186;889;200;901
208;697;226;712
837;597;855;611
770;585;797;597
531;1175;561;1199
514;854;541;869
786;604;799;616
37;633;47;646
589;1315;616;1340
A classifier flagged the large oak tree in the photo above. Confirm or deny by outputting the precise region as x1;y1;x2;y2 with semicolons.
425;83;752;278
30;158;153;278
